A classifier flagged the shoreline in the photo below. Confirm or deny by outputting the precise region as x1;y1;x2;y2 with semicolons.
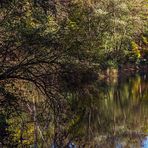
99;64;148;81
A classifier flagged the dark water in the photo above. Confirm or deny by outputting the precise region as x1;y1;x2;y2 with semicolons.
67;73;148;147
0;73;148;147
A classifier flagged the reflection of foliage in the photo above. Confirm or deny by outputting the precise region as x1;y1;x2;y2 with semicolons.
64;74;148;147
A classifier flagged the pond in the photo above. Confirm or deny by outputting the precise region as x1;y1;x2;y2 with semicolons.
0;72;148;147
66;72;148;147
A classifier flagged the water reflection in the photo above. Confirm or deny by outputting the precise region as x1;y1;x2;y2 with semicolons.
67;73;148;147
0;73;148;147
142;136;148;148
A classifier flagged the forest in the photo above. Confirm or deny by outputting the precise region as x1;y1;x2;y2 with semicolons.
0;0;148;147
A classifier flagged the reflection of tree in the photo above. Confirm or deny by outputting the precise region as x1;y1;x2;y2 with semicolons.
1;72;147;147
65;74;148;147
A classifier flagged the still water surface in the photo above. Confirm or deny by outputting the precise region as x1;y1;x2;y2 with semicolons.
0;73;148;148
68;73;148;148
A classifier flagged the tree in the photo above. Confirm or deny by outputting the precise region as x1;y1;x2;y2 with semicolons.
0;0;147;146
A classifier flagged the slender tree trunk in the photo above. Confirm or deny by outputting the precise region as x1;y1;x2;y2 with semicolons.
33;98;38;148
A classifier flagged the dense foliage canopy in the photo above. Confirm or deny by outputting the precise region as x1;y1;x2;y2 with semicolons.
0;0;148;147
